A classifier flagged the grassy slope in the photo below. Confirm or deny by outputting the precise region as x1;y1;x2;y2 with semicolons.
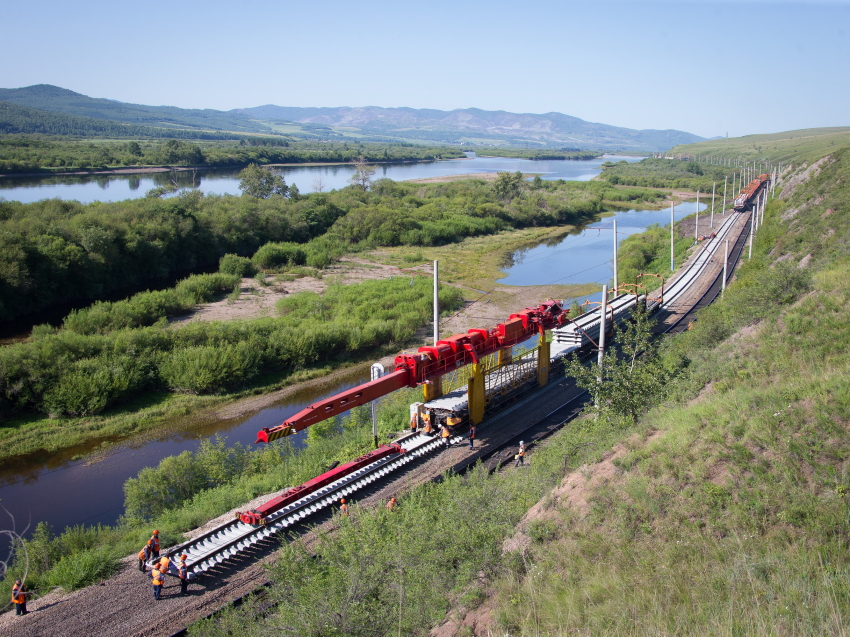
491;148;850;635
668;126;850;164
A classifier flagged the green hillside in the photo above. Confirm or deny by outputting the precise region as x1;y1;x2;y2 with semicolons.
0;100;245;139
0;84;271;133
668;126;850;164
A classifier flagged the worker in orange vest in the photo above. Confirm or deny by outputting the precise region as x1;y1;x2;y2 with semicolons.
423;412;433;435
177;554;189;596
150;566;164;601
386;497;397;511
11;578;27;615
468;424;476;450
157;554;171;577
137;543;151;572
440;424;451;448
149;530;160;559
514;441;526;467
339;498;349;517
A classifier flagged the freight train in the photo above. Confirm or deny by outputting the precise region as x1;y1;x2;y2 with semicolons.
733;174;771;212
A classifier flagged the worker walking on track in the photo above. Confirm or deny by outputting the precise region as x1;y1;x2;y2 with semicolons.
138;543;151;572
11;579;27;615
149;530;160;559
422;412;432;435
440;424;452;448
150;566;164;601
177;554;189;596
515;441;526;467
386;496;397;511
340;498;349;517
468;425;476;450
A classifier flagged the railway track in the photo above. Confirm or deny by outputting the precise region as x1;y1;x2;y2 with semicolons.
163;210;751;582
159;210;754;637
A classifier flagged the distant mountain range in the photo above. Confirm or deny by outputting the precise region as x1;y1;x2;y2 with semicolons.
0;85;705;151
233;105;705;151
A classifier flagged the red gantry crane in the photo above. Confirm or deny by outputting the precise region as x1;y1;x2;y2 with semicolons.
256;300;570;444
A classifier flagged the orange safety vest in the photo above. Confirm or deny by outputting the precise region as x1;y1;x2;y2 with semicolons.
340;503;349;516
158;556;170;573
150;536;160;552
11;585;25;604
151;569;164;586
178;561;188;579
441;427;450;438
386;499;397;511
469;427;475;439
518;445;526;457
138;547;149;561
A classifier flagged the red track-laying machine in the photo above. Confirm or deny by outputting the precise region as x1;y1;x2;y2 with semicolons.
256;300;570;444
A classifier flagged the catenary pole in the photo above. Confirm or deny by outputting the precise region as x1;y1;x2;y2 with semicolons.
670;202;675;272
612;220;618;293
722;239;729;297
722;175;728;215
695;190;700;242
748;209;755;259
370;363;384;448
433;260;439;344
710;182;716;228
598;285;608;369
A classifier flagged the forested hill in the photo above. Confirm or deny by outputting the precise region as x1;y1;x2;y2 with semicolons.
232;104;705;151
0;85;270;133
0;101;246;139
0;84;703;151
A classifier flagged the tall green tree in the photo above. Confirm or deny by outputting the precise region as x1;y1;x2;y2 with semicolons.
565;303;672;424
349;155;375;190
238;163;289;198
492;170;525;202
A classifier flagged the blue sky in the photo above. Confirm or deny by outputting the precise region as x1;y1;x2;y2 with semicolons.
1;0;847;139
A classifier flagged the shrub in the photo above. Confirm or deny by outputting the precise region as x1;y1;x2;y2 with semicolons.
42;355;143;416
219;253;256;278
158;342;261;394
252;242;307;270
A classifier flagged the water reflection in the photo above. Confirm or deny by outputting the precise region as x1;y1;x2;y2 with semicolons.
0;155;643;204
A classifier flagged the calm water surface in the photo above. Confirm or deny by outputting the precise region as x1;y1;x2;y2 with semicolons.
0;154;640;204
499;201;712;299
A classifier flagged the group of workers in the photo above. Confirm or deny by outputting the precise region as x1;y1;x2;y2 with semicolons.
137;530;190;601
414;410;473;449
339;495;398;517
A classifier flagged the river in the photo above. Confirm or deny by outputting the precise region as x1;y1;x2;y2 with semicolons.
0;154;636;204
4;154;695;538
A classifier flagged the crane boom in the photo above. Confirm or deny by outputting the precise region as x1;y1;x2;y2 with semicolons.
257;300;570;443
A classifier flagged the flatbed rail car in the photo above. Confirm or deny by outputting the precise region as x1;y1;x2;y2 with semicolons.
733;174;771;212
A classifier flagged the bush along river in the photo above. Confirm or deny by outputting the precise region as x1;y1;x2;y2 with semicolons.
3;156;673;537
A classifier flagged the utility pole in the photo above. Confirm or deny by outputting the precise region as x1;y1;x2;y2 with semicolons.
722;175;728;216
695;190;700;242
748;209;755;259
598;285;608;369
710;182;716;228
612;219;618;293
722;239;729;297
670;202;675;272
595;284;608;412
433;260;439;345
370;363;384;448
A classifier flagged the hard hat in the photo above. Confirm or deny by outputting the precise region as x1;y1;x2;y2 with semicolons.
181;554;188;559
340;498;346;504
153;530;159;534
147;539;152;545
519;441;524;445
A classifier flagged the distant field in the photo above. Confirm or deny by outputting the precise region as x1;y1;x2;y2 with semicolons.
669;126;850;164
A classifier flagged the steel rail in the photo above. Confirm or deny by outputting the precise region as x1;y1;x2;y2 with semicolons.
155;431;461;579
